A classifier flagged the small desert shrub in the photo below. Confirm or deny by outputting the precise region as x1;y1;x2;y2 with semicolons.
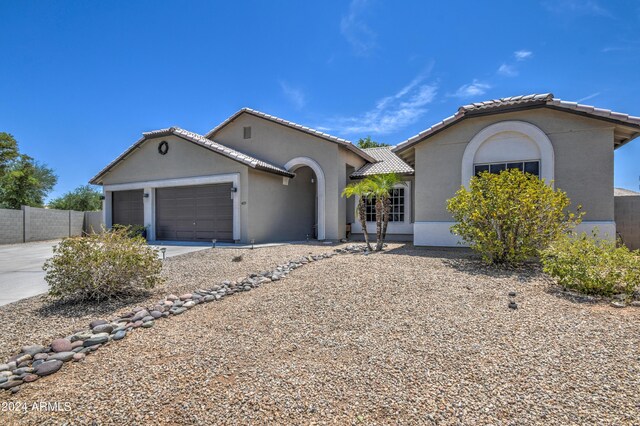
44;228;163;301
111;223;147;238
447;169;582;265
541;232;640;297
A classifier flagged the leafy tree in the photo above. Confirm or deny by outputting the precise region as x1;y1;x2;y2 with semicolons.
0;154;57;209
49;185;102;211
342;173;406;251
447;169;582;265
0;132;19;177
342;180;374;251
356;136;390;149
368;173;406;249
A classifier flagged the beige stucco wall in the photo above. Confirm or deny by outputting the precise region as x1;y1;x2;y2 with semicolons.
615;195;640;250
413;108;615;223
247;167;316;242
100;135;251;242
214;113;367;239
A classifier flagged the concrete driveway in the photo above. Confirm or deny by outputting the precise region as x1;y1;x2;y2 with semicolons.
0;240;211;307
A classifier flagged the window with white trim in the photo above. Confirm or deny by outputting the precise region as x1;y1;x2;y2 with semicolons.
364;187;405;222
474;160;540;177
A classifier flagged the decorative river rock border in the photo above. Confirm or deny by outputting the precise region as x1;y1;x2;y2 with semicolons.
0;244;368;393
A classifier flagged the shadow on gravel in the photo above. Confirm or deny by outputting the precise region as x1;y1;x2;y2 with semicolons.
381;243;541;283
545;286;606;305
34;292;151;319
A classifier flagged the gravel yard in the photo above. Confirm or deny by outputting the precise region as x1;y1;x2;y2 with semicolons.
1;243;639;424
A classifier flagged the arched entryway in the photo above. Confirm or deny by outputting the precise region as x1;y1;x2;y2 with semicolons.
284;157;325;240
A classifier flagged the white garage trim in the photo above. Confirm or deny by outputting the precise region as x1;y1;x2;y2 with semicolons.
104;173;241;241
284;157;326;240
461;121;555;187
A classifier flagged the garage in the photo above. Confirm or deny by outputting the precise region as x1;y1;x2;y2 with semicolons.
112;190;144;227
155;184;233;242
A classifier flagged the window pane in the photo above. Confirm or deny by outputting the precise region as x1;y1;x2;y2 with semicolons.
475;164;489;176
507;162;524;171
524;161;540;176
490;163;506;174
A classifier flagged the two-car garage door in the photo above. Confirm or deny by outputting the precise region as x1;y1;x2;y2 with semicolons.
155;184;233;242
112;184;233;242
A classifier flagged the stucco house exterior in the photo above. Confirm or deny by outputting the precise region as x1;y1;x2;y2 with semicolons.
90;93;640;246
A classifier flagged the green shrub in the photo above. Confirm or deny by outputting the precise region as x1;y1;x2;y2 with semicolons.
43;228;163;301
111;224;147;239
541;231;640;297
447;169;582;265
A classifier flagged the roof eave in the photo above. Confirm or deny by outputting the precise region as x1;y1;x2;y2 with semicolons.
206;108;378;163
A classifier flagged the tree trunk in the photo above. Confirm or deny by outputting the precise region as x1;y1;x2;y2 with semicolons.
382;196;391;240
357;198;372;251
375;198;384;251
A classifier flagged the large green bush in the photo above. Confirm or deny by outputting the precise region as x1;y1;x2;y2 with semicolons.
447;169;582;265
43;228;163;301
541;232;640;297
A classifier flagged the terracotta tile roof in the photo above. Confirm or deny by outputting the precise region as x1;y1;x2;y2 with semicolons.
394;93;640;152
89;127;294;184
205;108;377;163
350;147;414;178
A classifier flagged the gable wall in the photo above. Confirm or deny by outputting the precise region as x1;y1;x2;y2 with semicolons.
413;108;615;223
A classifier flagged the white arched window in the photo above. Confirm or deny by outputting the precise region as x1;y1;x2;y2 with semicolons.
461;121;554;186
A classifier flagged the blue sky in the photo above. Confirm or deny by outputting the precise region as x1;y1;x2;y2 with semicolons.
1;0;639;199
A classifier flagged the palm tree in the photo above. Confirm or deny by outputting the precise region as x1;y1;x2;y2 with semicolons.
368;173;406;251
341;180;374;251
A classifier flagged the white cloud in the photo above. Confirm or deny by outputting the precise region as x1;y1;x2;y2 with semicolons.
279;81;306;109
497;63;518;77
514;50;533;61
320;74;438;135
453;80;491;98
340;0;376;56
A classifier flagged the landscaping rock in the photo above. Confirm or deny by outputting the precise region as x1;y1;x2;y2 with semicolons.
0;380;22;390
183;301;196;309
179;293;192;301
150;310;162;319
34;360;63;376
32;360;44;368
170;307;187;315
48;352;75;362
610;301;626;308
70;340;84;349
23;374;39;383
113;330;126;341
92;324;114;334
89;319;109;329
51;338;72;353
142;316;154;322
21;344;45;356
15;354;32;364
142;321;154;328
0;363;10;372
83;333;109;347
131;310;150;322
72;353;85;362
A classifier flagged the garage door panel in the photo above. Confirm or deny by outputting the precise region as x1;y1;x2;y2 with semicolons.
155;184;233;242
113;190;144;227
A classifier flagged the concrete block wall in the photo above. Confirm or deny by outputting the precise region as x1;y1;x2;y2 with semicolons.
24;206;70;242
0;206;105;244
615;195;640;250
84;211;105;234
0;209;25;244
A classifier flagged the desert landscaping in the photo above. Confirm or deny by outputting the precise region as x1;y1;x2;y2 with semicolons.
1;243;638;425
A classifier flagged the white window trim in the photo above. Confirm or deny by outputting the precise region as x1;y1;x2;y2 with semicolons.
462;121;554;187
103;173;241;242
351;182;413;235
